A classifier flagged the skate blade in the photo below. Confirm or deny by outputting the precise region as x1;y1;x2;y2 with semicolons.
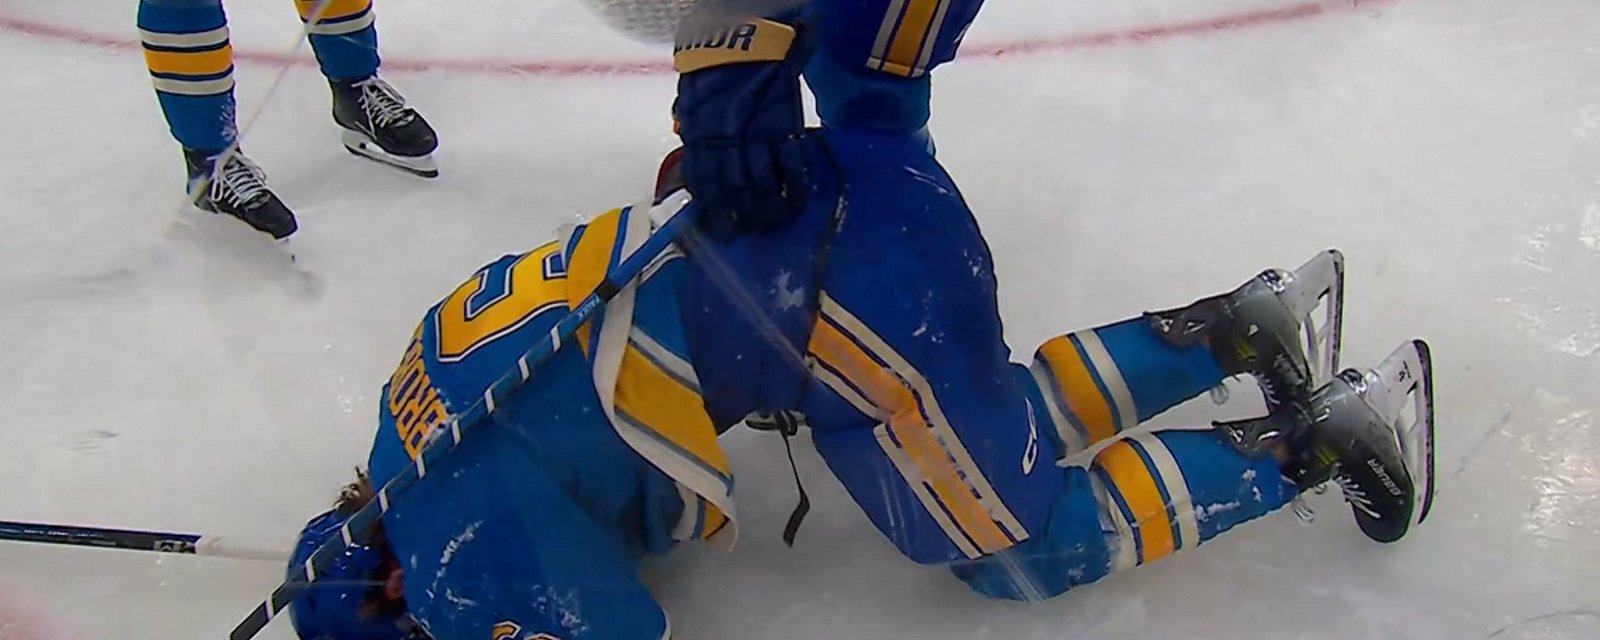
1279;249;1346;389
186;202;298;258
1346;339;1437;527
341;130;439;178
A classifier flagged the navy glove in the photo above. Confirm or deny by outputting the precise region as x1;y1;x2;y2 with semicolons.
674;18;814;241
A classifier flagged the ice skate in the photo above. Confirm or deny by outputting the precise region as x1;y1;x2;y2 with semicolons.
185;148;298;241
1147;250;1345;453
331;75;439;178
1218;340;1437;543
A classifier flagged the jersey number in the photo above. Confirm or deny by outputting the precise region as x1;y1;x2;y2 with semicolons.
435;242;567;362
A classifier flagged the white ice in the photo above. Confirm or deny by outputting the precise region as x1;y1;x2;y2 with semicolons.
1;0;1598;638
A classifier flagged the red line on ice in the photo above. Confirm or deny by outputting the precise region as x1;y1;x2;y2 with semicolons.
0;584;67;640
0;0;1392;77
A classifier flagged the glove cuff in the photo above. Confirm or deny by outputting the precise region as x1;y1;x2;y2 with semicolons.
674;19;797;73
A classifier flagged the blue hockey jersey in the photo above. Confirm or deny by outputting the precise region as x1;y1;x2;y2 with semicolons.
367;204;736;639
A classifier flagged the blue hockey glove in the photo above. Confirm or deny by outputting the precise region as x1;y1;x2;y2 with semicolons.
673;18;814;241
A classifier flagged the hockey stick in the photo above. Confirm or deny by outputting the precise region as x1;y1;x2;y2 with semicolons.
222;202;697;640
0;519;288;562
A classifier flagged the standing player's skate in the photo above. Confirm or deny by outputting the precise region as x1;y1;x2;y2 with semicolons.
331;75;439;178
1220;340;1437;542
1147;250;1346;444
184;148;298;241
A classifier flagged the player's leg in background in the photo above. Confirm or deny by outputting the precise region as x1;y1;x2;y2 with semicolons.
293;0;377;83
138;0;237;157
294;0;439;175
139;0;297;240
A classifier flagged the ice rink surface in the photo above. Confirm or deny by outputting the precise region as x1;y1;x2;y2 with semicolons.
1;0;1597;638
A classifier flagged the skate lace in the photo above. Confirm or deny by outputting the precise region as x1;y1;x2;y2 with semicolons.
210;154;270;207
1335;472;1381;519
1258;375;1281;407
355;77;414;128
1291;482;1328;523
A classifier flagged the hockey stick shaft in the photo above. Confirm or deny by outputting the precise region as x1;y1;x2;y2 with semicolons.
0;519;288;562
225;203;696;640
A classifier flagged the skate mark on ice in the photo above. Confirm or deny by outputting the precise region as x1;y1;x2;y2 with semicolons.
1477;608;1600;640
1444;408;1512;487
67;429;118;453
0;0;1397;78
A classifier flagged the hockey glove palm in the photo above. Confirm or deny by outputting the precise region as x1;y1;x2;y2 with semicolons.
674;18;813;241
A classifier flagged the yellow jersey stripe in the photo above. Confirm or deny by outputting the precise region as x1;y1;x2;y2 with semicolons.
1037;336;1118;446
868;0;911;73
882;0;945;77
143;45;233;78
629;327;698;390
615;345;731;477
912;0;954;75
808;318;1012;554
566;203;735;548
1097;441;1176;564
701;502;729;540
564;209;624;357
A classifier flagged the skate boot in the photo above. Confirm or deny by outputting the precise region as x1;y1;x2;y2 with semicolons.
1146;250;1346;455
331;75;439;178
185;148;298;241
1216;340;1437;543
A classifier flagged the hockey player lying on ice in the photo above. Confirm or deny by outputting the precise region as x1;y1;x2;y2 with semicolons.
283;27;1438;640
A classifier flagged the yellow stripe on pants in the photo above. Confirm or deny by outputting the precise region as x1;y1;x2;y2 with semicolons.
1096;440;1176;564
1037;336;1119;446
144;44;233;78
296;0;371;21
808;319;1011;554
